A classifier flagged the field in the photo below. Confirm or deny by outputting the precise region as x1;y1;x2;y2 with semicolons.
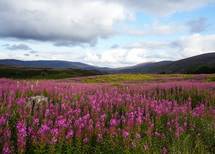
1;74;215;153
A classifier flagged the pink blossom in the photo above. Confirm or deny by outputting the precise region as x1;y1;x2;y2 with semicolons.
122;131;129;137
110;119;117;126
132;141;136;148
136;133;141;139
155;132;160;137
52;137;57;144
161;133;166;139
66;130;74;139
0;116;6;125
144;145;148;150
83;137;88;144
33;118;39;126
162;147;167;153
175;131;179;137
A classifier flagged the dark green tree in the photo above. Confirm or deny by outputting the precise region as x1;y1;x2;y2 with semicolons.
197;65;211;74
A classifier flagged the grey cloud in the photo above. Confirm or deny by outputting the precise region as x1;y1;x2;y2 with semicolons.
187;18;208;33
108;0;212;16
6;44;31;50
111;44;119;49
53;38;98;48
24;54;30;56
129;24;187;36
5;44;40;56
2;44;9;47
125;41;174;50
0;0;211;49
30;50;38;54
0;0;125;46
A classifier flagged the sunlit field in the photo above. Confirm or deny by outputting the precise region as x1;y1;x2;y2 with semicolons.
1;74;215;153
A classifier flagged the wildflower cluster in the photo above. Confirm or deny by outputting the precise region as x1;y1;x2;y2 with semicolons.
0;77;215;153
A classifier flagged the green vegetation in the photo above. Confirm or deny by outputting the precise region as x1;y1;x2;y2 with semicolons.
82;74;201;83
109;83;123;87
84;74;154;83
0;64;102;79
206;75;215;82
186;65;215;74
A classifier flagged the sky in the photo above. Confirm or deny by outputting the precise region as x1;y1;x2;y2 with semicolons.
0;0;215;68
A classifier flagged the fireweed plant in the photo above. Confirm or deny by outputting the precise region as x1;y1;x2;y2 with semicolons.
0;77;215;153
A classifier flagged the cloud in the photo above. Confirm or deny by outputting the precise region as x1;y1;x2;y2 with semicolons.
0;52;9;59
110;0;213;16
84;48;148;67
4;44;40;56
111;44;120;49
129;23;187;36
2;33;215;67
187;17;208;33
30;50;39;54
24;54;30;56
177;34;215;57
0;48;86;62
5;44;31;50
0;0;127;46
0;0;212;48
126;33;215;59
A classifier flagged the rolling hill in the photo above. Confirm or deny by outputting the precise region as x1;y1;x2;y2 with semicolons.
0;59;108;70
0;64;103;79
108;52;215;74
0;52;215;74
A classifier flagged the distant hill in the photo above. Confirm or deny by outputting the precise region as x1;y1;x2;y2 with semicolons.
0;52;215;74
108;61;172;73
0;59;108;71
108;52;215;74
0;64;103;79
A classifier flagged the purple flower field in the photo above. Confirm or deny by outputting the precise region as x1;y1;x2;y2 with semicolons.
0;75;215;153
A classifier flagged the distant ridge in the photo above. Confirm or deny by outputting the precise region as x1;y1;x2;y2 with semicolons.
108;61;172;73
0;52;215;74
108;52;215;74
0;64;103;79
0;59;106;70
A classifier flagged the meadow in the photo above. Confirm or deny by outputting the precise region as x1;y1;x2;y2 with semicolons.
0;74;215;153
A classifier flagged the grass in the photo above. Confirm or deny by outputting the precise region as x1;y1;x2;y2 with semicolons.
82;74;215;84
206;75;215;82
84;74;154;83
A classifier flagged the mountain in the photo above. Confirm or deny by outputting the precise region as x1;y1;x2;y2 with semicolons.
108;61;171;73
0;52;215;74
108;52;215;74
0;59;106;70
0;64;103;79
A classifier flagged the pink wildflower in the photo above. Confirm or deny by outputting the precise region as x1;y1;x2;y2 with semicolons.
122;131;129;137
155;131;160;136
136;133;141;139
132;141;136;148
162;147;167;153
52;137;57;144
83;138;88;144
144;145;148;150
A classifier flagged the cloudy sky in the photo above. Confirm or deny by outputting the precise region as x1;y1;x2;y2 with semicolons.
0;0;215;67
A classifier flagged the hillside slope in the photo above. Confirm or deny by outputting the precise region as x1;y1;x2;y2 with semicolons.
0;64;103;79
108;52;215;74
0;52;215;74
0;59;106;70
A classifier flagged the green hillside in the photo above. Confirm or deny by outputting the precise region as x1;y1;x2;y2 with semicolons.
0;64;103;79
